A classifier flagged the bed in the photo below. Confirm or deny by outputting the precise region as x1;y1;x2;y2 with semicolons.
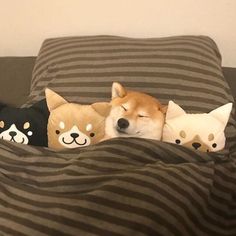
0;35;235;236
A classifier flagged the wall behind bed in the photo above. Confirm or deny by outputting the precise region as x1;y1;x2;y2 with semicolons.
0;0;235;66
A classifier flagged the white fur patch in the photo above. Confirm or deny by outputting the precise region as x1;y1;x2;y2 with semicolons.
58;125;91;148
86;124;93;131
59;121;65;129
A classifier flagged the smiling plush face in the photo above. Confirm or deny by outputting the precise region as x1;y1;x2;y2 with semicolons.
162;101;233;152
105;82;166;140
0;120;32;144
46;89;111;149
0;99;49;146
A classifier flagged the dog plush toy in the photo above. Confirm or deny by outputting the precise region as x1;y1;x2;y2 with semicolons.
45;88;111;149
0;99;49;146
162;101;232;152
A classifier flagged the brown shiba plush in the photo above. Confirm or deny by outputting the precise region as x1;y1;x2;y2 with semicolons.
45;89;111;149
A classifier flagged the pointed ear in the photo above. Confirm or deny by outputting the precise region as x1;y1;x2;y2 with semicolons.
209;103;232;127
165;101;186;120
31;99;49;117
45;88;68;112
112;82;127;99
91;102;111;117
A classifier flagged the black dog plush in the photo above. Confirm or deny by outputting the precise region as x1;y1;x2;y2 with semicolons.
0;99;49;147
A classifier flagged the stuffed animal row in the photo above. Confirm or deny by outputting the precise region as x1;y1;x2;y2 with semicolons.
0;83;232;152
0;89;111;149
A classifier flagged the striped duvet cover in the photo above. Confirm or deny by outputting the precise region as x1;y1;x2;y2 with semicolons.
0;137;235;235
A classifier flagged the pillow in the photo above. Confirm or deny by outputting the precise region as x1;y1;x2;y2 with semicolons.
0;99;49;146
162;101;232;152
26;35;236;155
45;88;110;149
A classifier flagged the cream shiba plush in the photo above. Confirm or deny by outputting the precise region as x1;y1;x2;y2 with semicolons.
162;101;233;152
45;89;111;149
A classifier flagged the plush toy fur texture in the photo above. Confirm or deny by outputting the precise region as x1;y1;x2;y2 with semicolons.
162;101;232;152
105;82;167;140
46;88;111;150
0;99;49;146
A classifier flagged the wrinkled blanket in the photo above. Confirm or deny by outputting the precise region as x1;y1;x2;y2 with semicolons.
0;138;235;236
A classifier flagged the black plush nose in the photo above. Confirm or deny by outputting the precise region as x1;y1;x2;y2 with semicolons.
70;133;79;139
9;131;17;137
192;142;201;150
117;118;129;129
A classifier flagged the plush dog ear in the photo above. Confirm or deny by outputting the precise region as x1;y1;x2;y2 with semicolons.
31;99;49;117
45;88;68;112
209;103;232;127
91;102;111;117
165;101;186;120
112;82;127;99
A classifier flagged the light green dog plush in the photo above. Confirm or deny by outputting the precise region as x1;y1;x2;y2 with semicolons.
162;101;232;152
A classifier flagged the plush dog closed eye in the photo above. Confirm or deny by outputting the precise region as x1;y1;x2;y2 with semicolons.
0;99;49;146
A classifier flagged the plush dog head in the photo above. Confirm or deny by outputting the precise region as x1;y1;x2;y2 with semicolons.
0;99;49;146
46;89;111;149
105;82;167;140
162;101;233;152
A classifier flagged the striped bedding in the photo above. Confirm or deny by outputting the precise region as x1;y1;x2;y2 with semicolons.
0;137;235;236
1;35;236;235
